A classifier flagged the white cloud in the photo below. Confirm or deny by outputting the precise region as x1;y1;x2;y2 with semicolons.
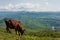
0;3;48;11
48;4;60;11
0;0;60;12
1;3;60;12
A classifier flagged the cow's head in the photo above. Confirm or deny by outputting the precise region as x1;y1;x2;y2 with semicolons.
21;28;25;35
18;25;25;35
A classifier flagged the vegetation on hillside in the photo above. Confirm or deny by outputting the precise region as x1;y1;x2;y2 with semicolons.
0;12;60;40
0;26;60;40
0;12;60;30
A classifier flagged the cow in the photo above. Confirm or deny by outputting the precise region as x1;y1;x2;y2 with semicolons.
4;18;25;36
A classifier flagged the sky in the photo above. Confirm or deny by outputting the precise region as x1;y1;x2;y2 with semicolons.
0;0;60;12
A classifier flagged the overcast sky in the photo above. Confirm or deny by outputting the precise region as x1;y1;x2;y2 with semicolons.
0;0;60;12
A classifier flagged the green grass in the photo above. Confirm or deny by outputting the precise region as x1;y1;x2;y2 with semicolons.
0;26;60;40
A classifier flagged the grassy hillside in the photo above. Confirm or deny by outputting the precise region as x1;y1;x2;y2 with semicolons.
0;26;60;40
0;11;60;40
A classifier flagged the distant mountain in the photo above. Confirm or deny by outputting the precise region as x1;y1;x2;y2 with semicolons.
0;11;60;30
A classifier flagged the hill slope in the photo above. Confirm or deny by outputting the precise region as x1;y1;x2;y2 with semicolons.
0;26;60;40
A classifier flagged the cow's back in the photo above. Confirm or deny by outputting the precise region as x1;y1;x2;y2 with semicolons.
9;19;22;29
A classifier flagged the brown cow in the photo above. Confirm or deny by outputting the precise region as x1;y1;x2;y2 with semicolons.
4;18;25;35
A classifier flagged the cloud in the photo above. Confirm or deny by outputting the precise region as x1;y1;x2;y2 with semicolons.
47;4;60;11
1;3;59;12
0;0;60;12
0;3;48;11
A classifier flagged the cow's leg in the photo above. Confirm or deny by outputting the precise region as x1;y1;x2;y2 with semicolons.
21;32;23;35
8;28;11;33
6;27;9;32
6;27;11;33
17;27;20;36
15;27;20;36
18;31;20;36
15;28;17;35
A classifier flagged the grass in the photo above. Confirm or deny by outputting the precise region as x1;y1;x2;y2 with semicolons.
0;26;60;40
